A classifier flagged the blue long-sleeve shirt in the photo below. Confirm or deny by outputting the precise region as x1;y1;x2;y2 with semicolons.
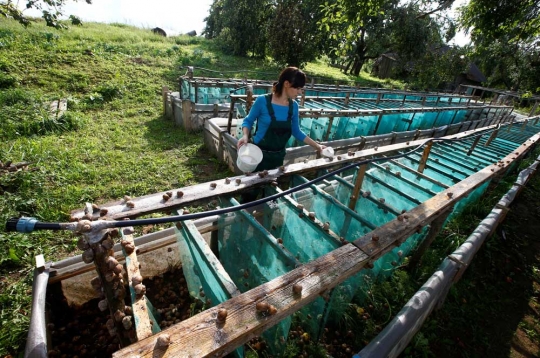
241;95;307;144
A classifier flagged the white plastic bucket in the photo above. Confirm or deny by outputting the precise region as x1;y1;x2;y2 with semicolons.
321;147;334;158
237;143;263;173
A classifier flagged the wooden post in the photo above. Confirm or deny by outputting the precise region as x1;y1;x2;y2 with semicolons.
405;113;417;132
227;96;236;134
372;113;384;135
182;99;192;131
506;117;514;132
301;90;306;107
521;119;529;132
432;111;441;128
449;109;459;126
122;229;156;341
467;135;482;156
529;101;539;117
213;103;219;117
376;93;382;104
162;86;169;118
407;207;453;269
348;164;368;210
324;116;334;141
87;228;132;347
246;86;254;113
417;141;433;173
194;83;199;104
345;93;350;106
358;136;367;151
484;126;499;146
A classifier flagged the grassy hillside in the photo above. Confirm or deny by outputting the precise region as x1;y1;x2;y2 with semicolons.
0;18;391;356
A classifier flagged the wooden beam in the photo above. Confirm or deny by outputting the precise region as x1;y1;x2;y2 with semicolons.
323;116;334;141
521;119;529;132
484;126;499;147
417;141;433;173
70;122;506;221
348;164;368;210
407;206;453;268
227;96;236;134
467;135;482;156
123;230;156;341
113;244;370;358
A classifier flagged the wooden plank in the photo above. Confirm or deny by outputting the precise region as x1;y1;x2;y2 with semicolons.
484;127;499;146
417;141;433;173
122;230;155;340
112;243;369;358
348;164;367;210
467;134;483;156
181;220;241;298
69;122;511;221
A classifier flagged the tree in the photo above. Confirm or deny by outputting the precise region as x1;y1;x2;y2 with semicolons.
319;0;453;76
459;0;540;93
406;45;469;90
203;0;273;57
267;0;327;67
459;0;540;45
0;0;90;29
319;0;389;76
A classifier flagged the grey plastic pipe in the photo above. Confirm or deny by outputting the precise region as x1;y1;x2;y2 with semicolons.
24;265;50;358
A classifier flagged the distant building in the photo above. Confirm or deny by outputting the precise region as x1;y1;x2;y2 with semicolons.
452;63;486;94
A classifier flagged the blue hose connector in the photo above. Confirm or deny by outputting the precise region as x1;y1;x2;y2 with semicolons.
6;217;38;233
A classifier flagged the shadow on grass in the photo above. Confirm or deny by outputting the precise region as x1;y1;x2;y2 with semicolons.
142;115;233;181
142;115;202;151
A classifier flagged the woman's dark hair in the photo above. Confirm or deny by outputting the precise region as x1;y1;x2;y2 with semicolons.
273;67;307;96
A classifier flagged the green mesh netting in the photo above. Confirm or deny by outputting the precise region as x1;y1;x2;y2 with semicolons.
174;220;244;357
217;198;298;354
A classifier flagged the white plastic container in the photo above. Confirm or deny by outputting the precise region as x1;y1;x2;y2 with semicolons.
321;147;334;158
237;143;263;172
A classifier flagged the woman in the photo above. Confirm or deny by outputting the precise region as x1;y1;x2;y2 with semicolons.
237;67;325;172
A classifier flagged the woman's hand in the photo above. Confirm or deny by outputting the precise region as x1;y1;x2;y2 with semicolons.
316;144;327;153
237;135;249;149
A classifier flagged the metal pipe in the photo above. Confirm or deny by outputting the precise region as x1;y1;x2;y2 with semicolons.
24;265;50;358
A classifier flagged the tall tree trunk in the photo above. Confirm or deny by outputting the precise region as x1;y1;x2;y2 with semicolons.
352;57;364;76
344;58;354;73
